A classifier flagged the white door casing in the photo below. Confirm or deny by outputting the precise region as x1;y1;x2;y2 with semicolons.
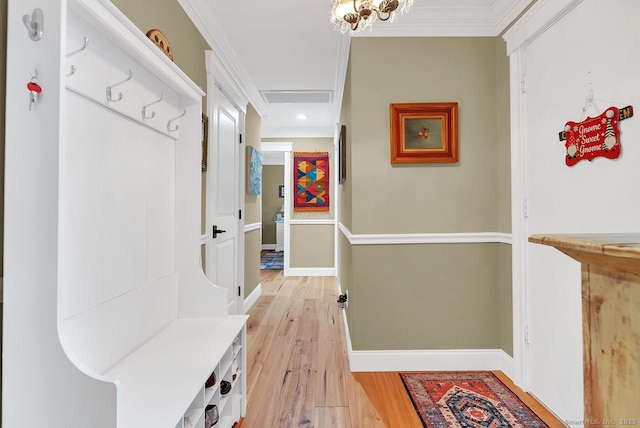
206;79;243;315
261;142;293;275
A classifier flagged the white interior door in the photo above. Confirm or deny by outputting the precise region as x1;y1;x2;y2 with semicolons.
207;84;242;314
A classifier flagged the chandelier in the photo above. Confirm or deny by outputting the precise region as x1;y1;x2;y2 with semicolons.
330;0;414;32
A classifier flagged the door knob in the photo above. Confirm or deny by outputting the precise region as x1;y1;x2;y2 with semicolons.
212;225;227;238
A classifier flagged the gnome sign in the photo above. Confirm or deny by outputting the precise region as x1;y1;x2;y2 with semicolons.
563;107;621;166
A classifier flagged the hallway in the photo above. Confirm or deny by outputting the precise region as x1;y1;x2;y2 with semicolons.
241;271;563;427
242;271;399;427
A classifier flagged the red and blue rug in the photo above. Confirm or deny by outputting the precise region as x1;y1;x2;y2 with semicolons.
400;371;548;428
260;251;283;270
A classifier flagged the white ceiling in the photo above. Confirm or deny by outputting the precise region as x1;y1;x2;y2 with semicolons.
180;0;533;138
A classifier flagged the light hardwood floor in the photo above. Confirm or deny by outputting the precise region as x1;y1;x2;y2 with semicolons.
241;271;561;427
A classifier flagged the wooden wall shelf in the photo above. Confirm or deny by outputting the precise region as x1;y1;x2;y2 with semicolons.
529;234;640;421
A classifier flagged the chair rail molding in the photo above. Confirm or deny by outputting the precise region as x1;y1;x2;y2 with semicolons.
338;223;512;245
244;222;261;233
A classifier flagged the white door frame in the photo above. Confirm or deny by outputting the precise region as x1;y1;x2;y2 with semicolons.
503;0;585;390
261;142;293;276
205;51;247;315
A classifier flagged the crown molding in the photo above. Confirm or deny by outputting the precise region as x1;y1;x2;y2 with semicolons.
333;34;351;123
502;0;583;54
177;0;267;115
353;1;534;38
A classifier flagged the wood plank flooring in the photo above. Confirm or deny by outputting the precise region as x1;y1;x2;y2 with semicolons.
242;271;562;428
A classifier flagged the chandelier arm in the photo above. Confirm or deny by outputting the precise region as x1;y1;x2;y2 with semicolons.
351;15;361;31
352;0;359;13
376;9;392;21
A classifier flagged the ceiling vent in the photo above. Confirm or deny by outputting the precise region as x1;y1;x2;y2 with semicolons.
260;90;334;104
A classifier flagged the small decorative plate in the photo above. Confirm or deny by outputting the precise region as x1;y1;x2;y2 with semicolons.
146;29;173;61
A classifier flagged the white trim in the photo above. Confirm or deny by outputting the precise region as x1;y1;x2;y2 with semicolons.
493;0;535;35
339;223;512;245
244;222;261;233
260;142;293;152
261;143;294;277
333;34;351;123
200;234;207;245
261;126;335;139
502;0;583;54
355;1;534;38
286;267;336;277
261;244;276;251
338;281;353;369
289;219;335;226
178;0;265;114
243;283;261;313
349;349;515;374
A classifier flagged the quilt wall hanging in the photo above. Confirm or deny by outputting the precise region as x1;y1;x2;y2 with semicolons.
294;152;330;212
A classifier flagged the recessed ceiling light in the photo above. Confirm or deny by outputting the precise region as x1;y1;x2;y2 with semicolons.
297;114;307;120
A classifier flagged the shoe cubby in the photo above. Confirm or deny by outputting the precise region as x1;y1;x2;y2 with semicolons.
202;330;245;428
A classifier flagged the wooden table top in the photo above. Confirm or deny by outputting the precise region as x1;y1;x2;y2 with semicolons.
529;233;640;260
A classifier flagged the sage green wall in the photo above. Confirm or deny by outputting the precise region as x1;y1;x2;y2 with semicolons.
244;104;261;299
350;38;499;234
290;225;334;268
338;59;353;303
110;0;209;109
498;244;513;356
261;166;284;244
351;244;501;350
344;37;512;353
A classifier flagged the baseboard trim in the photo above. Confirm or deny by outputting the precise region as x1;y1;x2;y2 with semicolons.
261;244;276;251
286;267;336;277
244;283;262;313
337;287;514;376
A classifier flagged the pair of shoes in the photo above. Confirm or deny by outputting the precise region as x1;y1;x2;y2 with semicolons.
220;380;231;395
205;371;217;388
205;404;219;427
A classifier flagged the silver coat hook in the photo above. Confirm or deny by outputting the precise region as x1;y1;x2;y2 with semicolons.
142;92;164;120
66;37;89;77
106;70;134;102
23;8;44;41
167;109;186;132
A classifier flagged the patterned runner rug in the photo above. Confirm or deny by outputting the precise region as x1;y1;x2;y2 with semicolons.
400;371;548;428
260;251;283;270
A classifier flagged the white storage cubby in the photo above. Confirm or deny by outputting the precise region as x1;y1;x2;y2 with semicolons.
3;0;247;427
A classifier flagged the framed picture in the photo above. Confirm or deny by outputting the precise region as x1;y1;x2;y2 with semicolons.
390;102;458;164
338;125;347;184
247;146;262;195
279;185;285;198
201;113;209;172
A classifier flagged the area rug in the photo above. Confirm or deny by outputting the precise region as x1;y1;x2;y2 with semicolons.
400;371;548;428
294;152;329;212
260;251;283;270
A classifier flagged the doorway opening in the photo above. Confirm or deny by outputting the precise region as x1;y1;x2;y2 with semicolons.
260;142;292;276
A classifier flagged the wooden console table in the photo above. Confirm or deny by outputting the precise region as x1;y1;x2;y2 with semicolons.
529;234;640;421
